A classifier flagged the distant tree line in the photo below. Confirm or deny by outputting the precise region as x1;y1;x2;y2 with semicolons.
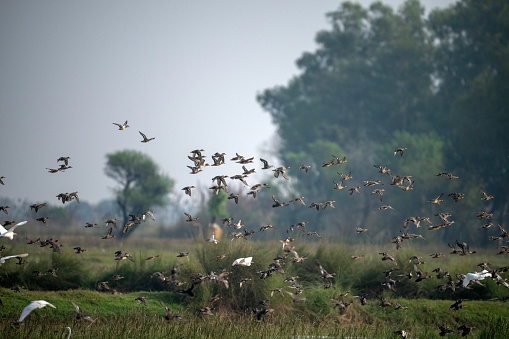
256;0;509;245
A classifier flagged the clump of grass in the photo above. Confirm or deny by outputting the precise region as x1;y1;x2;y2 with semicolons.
478;315;509;339
193;240;286;311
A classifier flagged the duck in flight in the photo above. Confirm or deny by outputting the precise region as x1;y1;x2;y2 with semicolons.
139;131;155;142
113;120;129;130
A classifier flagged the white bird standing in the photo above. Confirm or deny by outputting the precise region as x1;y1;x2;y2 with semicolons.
18;300;56;323
232;257;253;267
0;221;27;240
0;253;28;265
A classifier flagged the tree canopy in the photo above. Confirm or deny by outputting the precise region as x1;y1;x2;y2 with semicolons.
257;0;509;244
105;149;174;236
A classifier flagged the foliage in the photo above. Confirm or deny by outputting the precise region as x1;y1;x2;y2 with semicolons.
427;0;509;224
256;0;509;242
208;190;229;222
104;149;174;236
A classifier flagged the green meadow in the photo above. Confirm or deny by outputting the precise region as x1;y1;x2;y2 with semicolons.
1;238;508;338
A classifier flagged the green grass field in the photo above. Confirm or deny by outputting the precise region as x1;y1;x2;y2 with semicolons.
1;237;508;338
1;289;508;338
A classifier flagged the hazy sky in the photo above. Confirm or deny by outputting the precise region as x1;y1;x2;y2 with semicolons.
0;0;456;205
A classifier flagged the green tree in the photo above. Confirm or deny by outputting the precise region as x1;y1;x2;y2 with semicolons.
105;149;174;236
258;0;434;148
428;0;509;225
208;190;229;222
257;0;436;236
257;0;509;243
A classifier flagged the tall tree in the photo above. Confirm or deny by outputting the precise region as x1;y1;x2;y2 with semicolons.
257;0;509;244
257;0;437;235
208;190;229;222
428;0;509;221
105;149;174;236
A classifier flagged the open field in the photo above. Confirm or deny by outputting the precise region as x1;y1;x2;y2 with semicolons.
1;238;508;338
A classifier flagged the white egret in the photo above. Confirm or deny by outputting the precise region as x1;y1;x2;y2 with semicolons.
232;257;253;267
0;253;28;265
0;221;27;240
462;269;492;287
18;300;56;323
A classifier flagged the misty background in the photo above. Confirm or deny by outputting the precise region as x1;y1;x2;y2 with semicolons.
2;0;507;247
1;0;452;203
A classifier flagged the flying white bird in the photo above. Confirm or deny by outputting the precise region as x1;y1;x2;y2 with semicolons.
0;253;28;265
0;221;27;240
232;257;253;267
462;269;492;287
18;300;56;323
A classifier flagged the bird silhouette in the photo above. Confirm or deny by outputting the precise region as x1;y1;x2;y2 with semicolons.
112;120;129;130
139;131;155;142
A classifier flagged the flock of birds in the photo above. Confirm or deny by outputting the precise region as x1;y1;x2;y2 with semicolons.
174;148;508;337
0;120;508;338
